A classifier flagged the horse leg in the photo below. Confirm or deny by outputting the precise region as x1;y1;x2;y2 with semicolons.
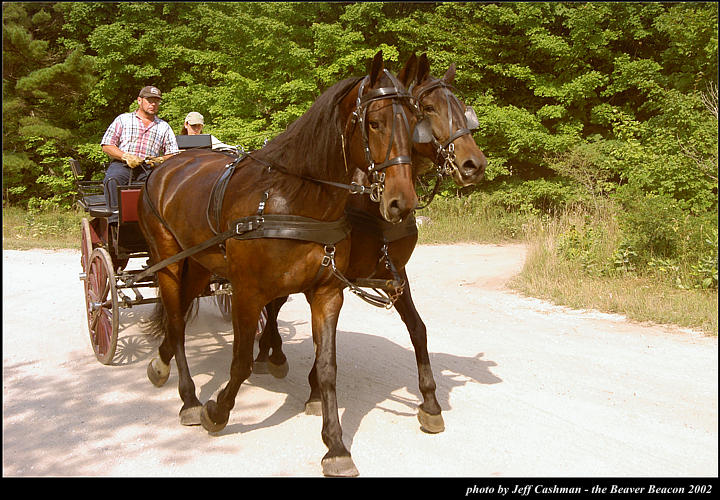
393;268;444;433
201;291;260;433
307;286;358;477
254;296;289;378
304;362;322;416
150;259;212;426
147;311;173;387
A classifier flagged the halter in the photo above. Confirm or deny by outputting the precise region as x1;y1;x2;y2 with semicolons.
345;69;419;202
411;79;479;177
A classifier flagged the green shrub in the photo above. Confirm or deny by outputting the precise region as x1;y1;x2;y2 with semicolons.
485;178;585;216
614;191;685;262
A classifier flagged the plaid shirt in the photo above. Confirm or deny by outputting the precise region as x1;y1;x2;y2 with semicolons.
101;112;179;158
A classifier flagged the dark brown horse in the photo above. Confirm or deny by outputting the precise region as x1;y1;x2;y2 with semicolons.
254;53;487;434
138;51;421;476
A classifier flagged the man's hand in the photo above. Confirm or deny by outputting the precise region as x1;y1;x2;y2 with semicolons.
146;156;165;168
121;152;144;168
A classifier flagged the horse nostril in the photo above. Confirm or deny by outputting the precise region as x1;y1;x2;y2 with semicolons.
462;156;486;178
387;197;409;221
389;198;402;213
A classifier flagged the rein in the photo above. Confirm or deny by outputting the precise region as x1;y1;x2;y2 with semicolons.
130;73;416;292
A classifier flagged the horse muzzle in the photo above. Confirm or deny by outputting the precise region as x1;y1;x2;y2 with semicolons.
453;151;487;187
379;169;418;223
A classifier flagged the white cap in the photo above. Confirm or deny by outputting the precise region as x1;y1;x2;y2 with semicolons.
184;111;204;125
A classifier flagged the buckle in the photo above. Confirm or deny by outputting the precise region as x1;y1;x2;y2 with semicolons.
235;217;262;234
321;245;335;267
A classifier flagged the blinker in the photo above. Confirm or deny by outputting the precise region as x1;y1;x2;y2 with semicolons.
464;107;479;130
413;118;433;143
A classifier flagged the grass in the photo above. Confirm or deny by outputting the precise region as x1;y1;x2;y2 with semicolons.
3;206;85;250
418;196;717;336
510;232;718;334
416;194;533;243
4;201;718;335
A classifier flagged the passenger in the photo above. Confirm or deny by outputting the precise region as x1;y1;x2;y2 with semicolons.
180;111;238;154
101;85;179;223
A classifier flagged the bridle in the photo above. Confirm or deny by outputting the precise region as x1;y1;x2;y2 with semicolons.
412;78;479;175
228;71;421;204
410;78;480;208
344;69;432;202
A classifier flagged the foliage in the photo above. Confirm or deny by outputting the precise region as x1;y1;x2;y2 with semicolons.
4;2;716;201
484;178;586;215
2;2;717;291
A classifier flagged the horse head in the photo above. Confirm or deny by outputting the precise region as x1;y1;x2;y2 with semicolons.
341;51;419;223
411;53;487;187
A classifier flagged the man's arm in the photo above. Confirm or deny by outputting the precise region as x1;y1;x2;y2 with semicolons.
102;144;144;168
101;144;126;162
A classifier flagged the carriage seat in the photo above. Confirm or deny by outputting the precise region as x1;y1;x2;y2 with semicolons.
69;158;116;217
88;204;117;219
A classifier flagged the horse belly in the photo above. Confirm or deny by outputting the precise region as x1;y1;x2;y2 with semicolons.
225;239;344;300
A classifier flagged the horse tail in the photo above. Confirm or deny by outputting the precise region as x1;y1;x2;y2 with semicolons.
143;287;201;339
144;294;168;338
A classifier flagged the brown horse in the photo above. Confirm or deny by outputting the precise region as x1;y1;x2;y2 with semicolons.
138;51;421;477
254;53;487;434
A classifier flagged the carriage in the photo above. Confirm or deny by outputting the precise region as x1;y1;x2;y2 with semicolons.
73;134;247;365
72;52;486;476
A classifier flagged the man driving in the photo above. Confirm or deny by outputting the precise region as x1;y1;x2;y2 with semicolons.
100;85;179;223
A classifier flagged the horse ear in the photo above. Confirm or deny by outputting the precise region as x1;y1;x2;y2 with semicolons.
443;62;456;85
417;53;431;85
369;50;384;86
397;52;418;89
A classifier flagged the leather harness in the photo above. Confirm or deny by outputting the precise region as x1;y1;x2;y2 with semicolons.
128;74;420;306
129;75;468;307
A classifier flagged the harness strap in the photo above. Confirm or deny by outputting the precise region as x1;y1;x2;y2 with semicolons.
345;207;417;242
207;155;246;234
320;243;405;309
127;226;239;286
339;207;416;308
230;213;349;244
127;211;350;286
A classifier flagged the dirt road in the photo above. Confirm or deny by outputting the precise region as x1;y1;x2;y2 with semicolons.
2;244;717;477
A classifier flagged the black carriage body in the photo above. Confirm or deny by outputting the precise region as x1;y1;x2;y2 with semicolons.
71;143;234;365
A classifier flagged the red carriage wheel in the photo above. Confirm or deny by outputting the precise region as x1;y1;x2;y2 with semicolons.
80;218;93;273
257;306;268;337
84;247;119;364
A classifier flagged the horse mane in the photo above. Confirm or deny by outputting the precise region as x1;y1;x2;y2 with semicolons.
253;77;363;183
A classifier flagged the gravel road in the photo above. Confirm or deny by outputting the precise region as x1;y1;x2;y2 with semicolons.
2;245;717;477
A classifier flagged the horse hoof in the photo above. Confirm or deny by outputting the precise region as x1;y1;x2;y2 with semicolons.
253;361;269;374
179;405;202;426
305;400;322;416
322;456;359;477
268;360;289;379
201;401;228;434
147;357;170;387
417;407;445;434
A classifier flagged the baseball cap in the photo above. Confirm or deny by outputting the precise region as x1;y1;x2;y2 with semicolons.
139;86;162;99
185;112;204;125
